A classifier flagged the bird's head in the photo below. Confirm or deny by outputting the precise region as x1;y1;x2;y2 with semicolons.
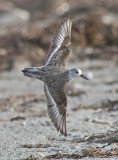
70;68;89;80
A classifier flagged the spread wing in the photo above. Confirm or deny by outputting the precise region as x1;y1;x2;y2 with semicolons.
45;17;72;67
44;84;67;136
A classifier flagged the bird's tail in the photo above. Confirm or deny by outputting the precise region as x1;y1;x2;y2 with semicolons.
22;67;42;79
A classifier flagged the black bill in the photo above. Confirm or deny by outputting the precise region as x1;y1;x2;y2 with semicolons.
80;74;89;80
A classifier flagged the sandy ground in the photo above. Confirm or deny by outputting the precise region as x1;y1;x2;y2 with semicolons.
0;57;118;160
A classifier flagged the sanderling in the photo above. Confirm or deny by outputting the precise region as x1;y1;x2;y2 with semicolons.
22;17;88;136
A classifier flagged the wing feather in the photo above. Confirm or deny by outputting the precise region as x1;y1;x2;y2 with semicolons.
45;17;72;66
44;84;67;136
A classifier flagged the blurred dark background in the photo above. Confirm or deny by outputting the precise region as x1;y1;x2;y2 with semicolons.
0;0;118;71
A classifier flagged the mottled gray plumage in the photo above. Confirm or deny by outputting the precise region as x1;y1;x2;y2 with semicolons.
22;17;88;136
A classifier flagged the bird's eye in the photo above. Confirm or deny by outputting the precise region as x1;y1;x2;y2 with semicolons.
76;71;78;74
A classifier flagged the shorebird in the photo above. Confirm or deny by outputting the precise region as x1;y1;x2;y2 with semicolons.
22;17;88;136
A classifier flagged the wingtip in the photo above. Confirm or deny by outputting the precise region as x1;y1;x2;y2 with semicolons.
64;132;67;137
51;113;67;137
59;114;67;137
60;129;67;137
63;128;67;137
67;15;73;21
59;16;73;26
64;16;73;24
